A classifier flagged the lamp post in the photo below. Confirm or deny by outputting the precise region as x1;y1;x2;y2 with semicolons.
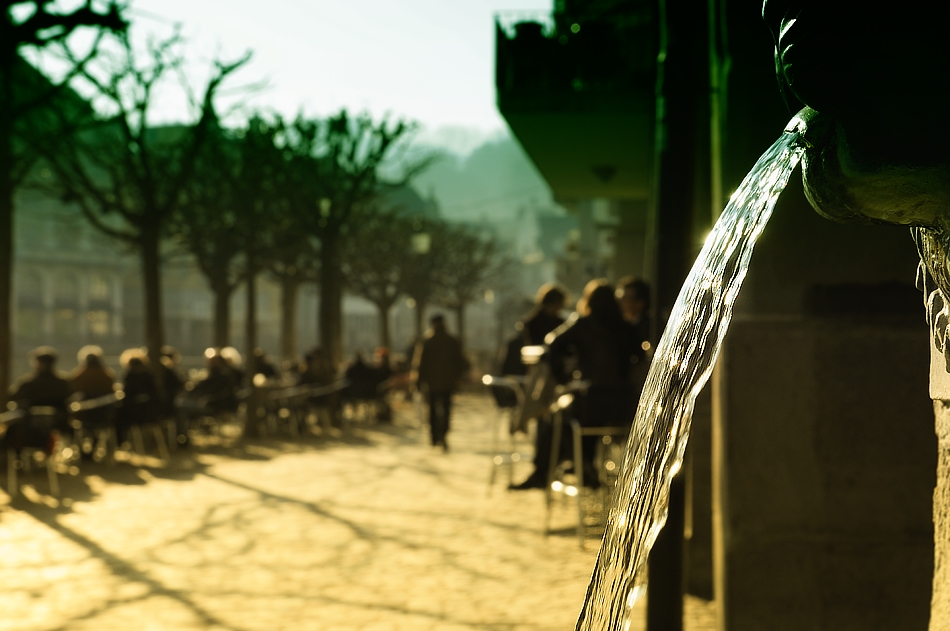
409;229;431;341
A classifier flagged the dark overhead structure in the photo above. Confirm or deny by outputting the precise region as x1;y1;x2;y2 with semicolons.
495;0;657;203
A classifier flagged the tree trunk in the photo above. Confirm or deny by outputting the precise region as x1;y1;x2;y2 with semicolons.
212;279;232;348
141;225;164;363
280;277;300;362
0;127;13;404
319;233;344;369
376;299;392;350
245;269;257;356
455;303;466;351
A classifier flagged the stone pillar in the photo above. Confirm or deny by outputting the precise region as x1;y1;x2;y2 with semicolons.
684;387;713;599
711;181;936;630
715;318;935;630
926;344;950;629
933;400;950;628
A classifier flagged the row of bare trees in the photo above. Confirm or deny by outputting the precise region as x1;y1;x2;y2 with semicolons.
343;212;504;351
3;3;504;400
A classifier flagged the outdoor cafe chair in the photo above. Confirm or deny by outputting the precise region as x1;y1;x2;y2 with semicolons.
481;374;532;493
544;381;629;549
3;406;65;498
70;391;121;463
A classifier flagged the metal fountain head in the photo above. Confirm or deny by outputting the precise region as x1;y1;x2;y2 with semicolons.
788;107;950;231
788;105;950;367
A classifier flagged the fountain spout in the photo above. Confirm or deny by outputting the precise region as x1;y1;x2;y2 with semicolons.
788;106;950;230
763;1;950;229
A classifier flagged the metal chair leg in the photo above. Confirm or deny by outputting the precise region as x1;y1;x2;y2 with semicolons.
544;412;563;537
7;449;17;497
96;428;117;464
488;406;504;494
131;425;145;455
152;425;170;461
46;457;59;498
166;419;177;451
571;420;587;549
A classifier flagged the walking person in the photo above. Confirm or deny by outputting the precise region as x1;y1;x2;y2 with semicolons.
413;314;469;452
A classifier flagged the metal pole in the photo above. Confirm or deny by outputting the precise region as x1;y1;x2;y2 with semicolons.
646;0;711;628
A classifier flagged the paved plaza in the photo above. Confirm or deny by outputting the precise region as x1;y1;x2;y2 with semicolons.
0;393;715;630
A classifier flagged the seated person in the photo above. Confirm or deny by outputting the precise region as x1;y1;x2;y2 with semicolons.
522;283;567;346
296;347;340;424
219;347;247;389
158;346;185;406
298;348;334;386
69;345;116;399
4;346;72;450
499;284;569;422
511;281;645;490
249;348;280;382
115;349;159;442
344;352;385;402
371;347;394;422
69;346;117;455
159;346;187;444
190;352;241;415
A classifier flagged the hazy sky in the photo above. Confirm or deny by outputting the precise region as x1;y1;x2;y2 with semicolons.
129;0;551;142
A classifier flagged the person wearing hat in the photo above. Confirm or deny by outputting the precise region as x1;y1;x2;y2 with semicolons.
10;346;71;415
6;347;73;450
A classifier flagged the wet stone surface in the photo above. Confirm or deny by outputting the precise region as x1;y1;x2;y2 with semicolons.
0;394;715;630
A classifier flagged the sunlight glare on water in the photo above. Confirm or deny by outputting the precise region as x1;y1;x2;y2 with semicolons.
576;129;805;630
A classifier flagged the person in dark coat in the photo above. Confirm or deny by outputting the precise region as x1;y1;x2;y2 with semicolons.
68;346;117;456
191;352;240;414
158;346;185;404
69;345;116;399
298;348;334;386
522;283;567;346
6;347;72;450
10;346;72;413
413;314;469;452
344;352;377;400
159;346;187;444
297;347;341;426
116;349;159;443
249;348;279;381
511;282;645;490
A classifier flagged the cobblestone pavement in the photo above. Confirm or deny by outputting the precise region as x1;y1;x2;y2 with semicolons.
0;393;716;630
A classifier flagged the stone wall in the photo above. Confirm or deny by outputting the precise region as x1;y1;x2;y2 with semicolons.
717;318;935;630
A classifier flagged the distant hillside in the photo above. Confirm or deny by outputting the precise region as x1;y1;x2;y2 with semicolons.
410;133;560;223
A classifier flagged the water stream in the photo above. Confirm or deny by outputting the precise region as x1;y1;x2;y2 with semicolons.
576;128;806;630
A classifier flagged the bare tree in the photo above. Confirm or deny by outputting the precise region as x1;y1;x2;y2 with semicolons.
35;30;248;362
0;0;125;399
281;111;423;368
434;225;505;349
230;115;285;357
342;210;415;349
169;123;243;348
402;217;449;341
267;219;319;362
